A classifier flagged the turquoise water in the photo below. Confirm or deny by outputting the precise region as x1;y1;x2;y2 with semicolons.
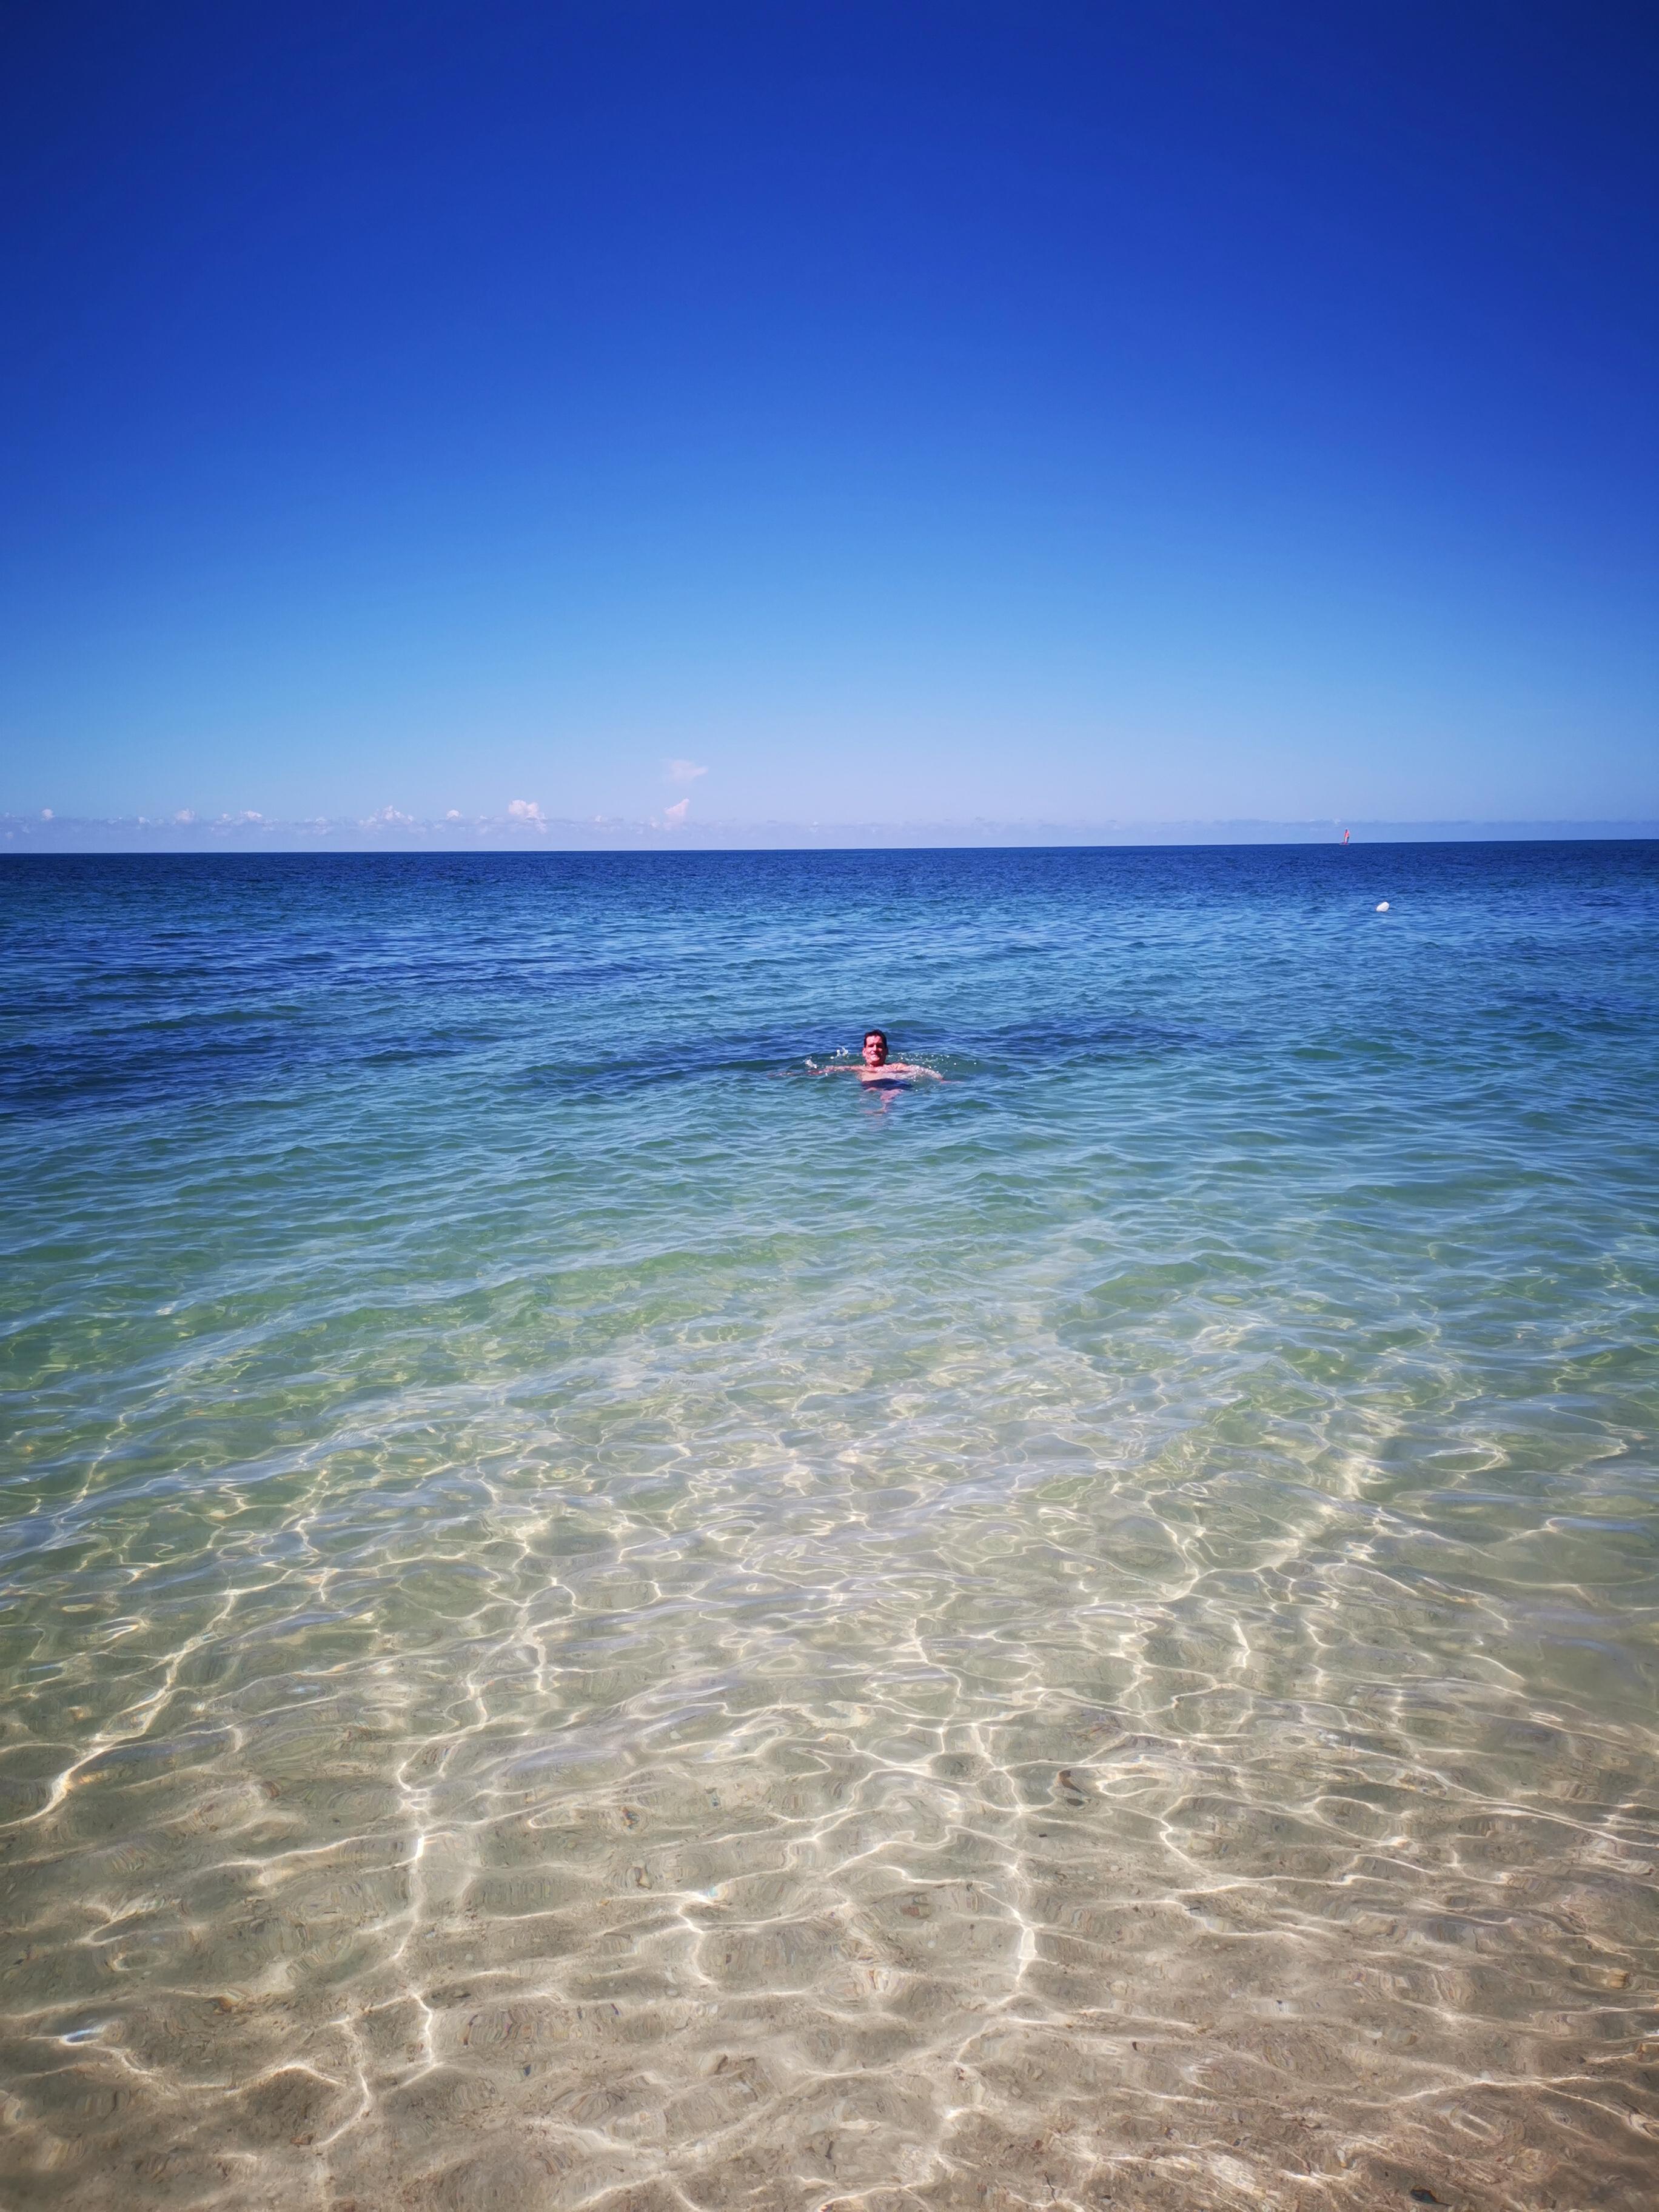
2;843;1657;2212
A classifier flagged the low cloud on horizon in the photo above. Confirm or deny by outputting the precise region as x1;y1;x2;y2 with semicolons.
7;807;1657;856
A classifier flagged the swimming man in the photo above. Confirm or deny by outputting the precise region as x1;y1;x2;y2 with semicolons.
817;1030;943;1084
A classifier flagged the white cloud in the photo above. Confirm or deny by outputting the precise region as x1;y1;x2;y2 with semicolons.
444;808;461;820
174;808;196;824
41;808;53;820
507;798;545;822
666;759;708;784
663;797;690;826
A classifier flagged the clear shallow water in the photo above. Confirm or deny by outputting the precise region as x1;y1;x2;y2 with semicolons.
1;843;1657;2212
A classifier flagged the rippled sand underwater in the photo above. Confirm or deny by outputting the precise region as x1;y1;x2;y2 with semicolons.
2;844;1658;2212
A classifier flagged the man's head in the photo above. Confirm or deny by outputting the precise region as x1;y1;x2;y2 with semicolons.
862;1030;889;1067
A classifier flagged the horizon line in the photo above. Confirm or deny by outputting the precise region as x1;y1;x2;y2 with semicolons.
5;809;1658;857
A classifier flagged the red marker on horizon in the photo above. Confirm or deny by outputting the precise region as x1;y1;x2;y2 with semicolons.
1342;829;1351;844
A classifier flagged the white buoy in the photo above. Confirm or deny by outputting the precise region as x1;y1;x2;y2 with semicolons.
1375;900;1390;911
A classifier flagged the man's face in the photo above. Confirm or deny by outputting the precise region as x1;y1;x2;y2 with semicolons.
862;1034;887;1067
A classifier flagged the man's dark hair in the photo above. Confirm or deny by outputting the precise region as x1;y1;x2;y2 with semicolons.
863;1029;888;1051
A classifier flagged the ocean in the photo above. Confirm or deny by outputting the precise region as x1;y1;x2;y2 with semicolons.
2;842;1657;2211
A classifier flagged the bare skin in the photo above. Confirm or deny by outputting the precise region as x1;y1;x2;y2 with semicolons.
815;1033;944;1084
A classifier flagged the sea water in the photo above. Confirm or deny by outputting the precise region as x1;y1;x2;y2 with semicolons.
1;843;1656;2211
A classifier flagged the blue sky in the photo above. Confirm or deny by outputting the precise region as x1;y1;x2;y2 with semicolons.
2;1;1655;839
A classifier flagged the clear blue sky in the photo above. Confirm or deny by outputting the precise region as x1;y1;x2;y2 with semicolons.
3;1;1655;836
